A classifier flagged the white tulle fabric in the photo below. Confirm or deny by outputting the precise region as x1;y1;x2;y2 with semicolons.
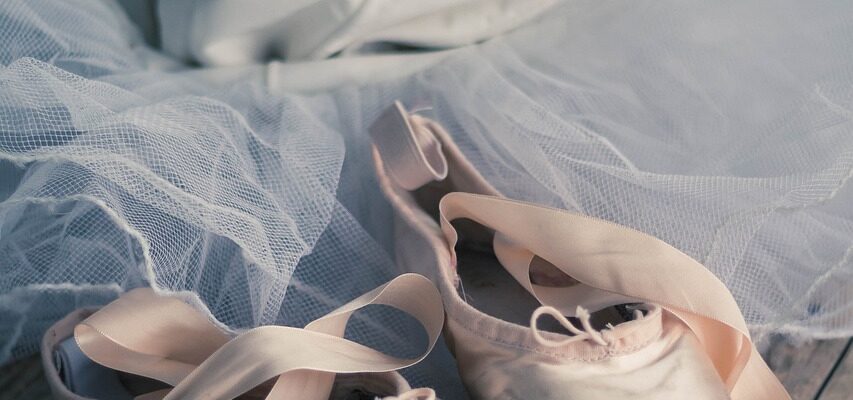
1;0;852;397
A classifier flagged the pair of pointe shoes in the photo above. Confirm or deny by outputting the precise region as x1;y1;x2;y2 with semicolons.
41;101;789;400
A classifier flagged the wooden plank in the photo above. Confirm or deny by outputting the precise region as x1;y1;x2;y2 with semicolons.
0;355;52;400
761;335;851;400
818;339;853;400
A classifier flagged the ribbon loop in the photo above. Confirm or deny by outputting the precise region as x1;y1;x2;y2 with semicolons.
75;273;444;400
369;101;448;191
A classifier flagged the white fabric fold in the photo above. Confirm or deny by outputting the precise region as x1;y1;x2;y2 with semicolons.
158;0;557;65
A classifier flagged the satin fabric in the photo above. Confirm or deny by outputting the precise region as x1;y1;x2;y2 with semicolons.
378;161;731;400
445;311;728;400
41;308;417;400
158;0;557;66
370;101;788;399
41;274;443;400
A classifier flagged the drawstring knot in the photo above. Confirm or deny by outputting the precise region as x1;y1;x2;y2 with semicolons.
530;305;609;347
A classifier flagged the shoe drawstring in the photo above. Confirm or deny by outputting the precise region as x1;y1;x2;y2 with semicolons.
530;305;609;346
626;304;645;321
387;387;436;400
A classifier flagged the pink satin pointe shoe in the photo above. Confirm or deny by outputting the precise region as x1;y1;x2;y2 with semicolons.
370;101;790;400
41;273;442;400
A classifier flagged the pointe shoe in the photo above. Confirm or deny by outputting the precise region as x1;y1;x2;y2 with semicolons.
370;101;789;400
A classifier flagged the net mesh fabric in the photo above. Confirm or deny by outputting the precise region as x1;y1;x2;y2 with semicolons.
0;1;464;394
0;59;341;337
0;0;852;396
421;0;853;344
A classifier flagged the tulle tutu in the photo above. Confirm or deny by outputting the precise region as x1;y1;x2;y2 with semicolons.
2;0;853;396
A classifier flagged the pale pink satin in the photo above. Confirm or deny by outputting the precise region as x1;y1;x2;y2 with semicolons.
438;192;788;399
370;100;790;400
369;101;448;191
73;273;443;399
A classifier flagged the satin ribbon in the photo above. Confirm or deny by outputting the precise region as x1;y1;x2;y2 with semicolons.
369;100;448;191
74;273;444;400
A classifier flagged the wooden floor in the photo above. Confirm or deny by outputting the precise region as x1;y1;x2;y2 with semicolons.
1;337;851;399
